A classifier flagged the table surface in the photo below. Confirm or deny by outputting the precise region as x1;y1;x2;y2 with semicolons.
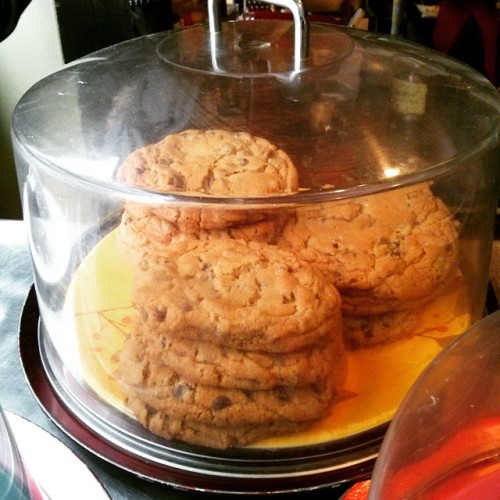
1;219;355;500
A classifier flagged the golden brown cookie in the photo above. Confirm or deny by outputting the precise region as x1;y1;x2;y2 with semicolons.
131;321;346;391
278;183;459;315
342;309;419;349
126;394;309;449
123;200;290;237
118;129;299;196
118;129;299;232
119;336;340;428
117;207;289;264
132;239;343;353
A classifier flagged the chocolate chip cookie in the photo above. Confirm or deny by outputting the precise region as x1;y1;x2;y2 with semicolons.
132;238;343;353
131;321;346;390
118;129;299;197
126;394;308;449
343;309;419;349
117;207;289;264
278;183;459;315
119;335;341;427
118;129;299;232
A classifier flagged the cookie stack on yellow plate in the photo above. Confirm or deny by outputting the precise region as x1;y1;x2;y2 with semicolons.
116;129;346;448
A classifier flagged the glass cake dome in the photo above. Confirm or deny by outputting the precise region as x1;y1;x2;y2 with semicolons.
11;0;500;493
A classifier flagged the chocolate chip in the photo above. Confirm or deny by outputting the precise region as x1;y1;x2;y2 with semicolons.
202;170;214;192
154;308;166;322
282;292;295;304
274;386;293;402
212;396;233;411
173;384;190;400
379;237;401;256
170;171;186;189
360;320;374;338
241;389;253;399
390;241;401;256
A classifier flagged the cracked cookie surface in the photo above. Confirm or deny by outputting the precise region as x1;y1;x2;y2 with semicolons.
126;394;309;449
118;129;299;232
119;335;341;427
342;309;419;349
132;238;343;352
132;320;345;390
278;183;459;315
117;208;289;265
118;129;299;196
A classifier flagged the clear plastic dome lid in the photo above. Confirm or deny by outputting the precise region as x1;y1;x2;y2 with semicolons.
10;3;500;489
11;7;500;202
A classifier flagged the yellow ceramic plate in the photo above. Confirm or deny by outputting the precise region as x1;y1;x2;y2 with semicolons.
66;229;471;448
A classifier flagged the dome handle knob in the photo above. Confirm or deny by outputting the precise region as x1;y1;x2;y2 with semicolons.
208;0;310;70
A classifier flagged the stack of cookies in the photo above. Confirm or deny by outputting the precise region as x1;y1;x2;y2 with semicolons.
278;183;459;348
119;239;345;448
117;130;346;448
117;129;298;263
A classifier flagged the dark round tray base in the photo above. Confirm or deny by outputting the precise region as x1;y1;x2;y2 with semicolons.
19;286;372;495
